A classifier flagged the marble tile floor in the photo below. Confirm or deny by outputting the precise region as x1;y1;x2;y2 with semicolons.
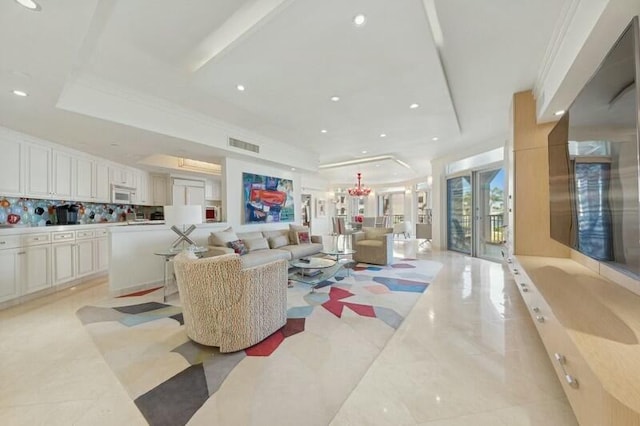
0;241;578;425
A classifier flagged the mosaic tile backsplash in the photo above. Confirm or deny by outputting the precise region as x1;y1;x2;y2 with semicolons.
0;197;137;226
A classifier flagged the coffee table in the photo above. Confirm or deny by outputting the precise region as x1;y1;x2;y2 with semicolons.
321;248;356;275
288;257;343;292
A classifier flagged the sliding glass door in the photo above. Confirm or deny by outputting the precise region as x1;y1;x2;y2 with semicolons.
475;168;505;260
447;175;472;254
447;167;505;260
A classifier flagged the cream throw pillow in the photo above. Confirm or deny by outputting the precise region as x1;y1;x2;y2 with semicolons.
245;238;270;252
209;228;239;247
268;235;289;249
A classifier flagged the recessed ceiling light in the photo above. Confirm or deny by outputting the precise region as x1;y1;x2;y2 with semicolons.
320;129;327;134
353;14;367;27
380;133;386;138
409;103;420;109
330;96;340;102
376;164;380;167
361;150;367;154
554;110;565;116
12;90;27;97
236;84;245;91
291;167;296;171
432;137;439;141
14;0;41;11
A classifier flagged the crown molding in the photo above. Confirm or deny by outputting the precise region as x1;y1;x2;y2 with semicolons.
533;0;581;101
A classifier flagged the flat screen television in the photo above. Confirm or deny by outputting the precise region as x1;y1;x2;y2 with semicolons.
548;17;640;278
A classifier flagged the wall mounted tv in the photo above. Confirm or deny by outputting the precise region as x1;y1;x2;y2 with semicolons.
548;16;640;278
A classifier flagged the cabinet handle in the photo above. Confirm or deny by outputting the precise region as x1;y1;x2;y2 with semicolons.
554;353;579;389
522;287;529;292
536;315;545;323
532;307;540;313
0;241;5;245
17;251;26;255
519;282;526;287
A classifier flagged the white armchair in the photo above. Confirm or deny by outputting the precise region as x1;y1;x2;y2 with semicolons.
173;253;288;353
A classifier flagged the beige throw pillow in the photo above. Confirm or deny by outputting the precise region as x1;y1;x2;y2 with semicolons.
209;227;238;247
364;227;391;240
268;235;289;249
245;238;270;252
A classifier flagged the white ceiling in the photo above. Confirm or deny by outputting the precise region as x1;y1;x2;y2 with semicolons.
0;0;570;185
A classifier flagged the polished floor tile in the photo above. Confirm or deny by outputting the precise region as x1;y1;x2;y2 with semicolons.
0;239;577;425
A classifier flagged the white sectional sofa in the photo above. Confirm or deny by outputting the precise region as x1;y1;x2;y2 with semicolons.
207;225;323;268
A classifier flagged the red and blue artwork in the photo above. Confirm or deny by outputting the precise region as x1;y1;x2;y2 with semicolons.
242;172;294;224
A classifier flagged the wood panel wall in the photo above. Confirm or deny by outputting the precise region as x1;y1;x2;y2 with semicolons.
512;90;571;257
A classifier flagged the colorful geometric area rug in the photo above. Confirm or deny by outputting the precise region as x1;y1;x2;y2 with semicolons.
76;258;442;426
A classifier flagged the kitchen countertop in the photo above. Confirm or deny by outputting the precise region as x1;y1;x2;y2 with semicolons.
0;220;168;236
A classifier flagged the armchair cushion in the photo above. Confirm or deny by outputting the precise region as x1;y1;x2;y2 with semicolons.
363;227;393;240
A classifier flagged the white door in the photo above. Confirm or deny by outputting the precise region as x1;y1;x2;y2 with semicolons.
23;245;51;294
0;249;19;302
52;151;73;199
0;136;23;196
26;144;51;198
52;243;76;284
76;240;95;277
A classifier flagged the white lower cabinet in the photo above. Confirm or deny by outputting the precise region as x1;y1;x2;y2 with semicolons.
76;239;95;278
23;244;51;295
52;241;76;285
96;237;109;272
0;248;20;303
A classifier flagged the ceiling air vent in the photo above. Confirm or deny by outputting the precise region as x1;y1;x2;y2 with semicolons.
229;137;260;154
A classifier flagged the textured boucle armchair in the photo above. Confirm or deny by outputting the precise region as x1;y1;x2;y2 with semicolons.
351;227;394;265
173;252;288;353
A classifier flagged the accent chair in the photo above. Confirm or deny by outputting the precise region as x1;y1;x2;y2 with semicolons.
351;227;394;265
173;252;288;353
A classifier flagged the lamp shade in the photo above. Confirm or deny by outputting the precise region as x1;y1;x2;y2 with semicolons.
164;205;203;226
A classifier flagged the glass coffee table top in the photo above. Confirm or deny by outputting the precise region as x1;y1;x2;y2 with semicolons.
288;258;343;289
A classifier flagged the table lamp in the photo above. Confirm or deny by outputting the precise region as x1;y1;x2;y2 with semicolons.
164;205;203;250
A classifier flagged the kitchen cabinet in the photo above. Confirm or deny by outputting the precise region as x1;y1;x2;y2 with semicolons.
52;231;76;285
25;144;73;199
74;157;95;201
152;174;169;206
95;162;110;203
26;143;51;198
0;248;20;303
0;134;24;196
172;179;205;219
23;244;51;294
76;230;96;277
109;165;135;187
95;229;109;272
134;171;150;205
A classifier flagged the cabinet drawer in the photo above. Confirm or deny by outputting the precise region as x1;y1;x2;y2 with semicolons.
0;235;21;249
94;228;108;238
52;231;75;242
22;233;51;246
76;230;95;240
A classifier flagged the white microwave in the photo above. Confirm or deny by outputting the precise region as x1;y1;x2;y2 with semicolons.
112;185;136;204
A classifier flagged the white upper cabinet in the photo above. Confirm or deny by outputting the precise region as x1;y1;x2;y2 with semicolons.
0;134;23;196
95;163;110;203
52;151;73;199
74;157;95;201
109;165;135;187
152;174;169;206
26;144;51;198
135;171;150;205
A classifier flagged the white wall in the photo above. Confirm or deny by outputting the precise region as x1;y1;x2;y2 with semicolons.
301;173;331;236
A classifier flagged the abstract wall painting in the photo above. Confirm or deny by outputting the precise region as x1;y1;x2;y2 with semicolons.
242;172;294;224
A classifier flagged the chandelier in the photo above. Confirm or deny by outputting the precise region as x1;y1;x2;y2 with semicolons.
347;172;371;197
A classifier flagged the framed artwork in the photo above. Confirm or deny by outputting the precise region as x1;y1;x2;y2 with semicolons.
242;172;294;224
316;199;327;217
